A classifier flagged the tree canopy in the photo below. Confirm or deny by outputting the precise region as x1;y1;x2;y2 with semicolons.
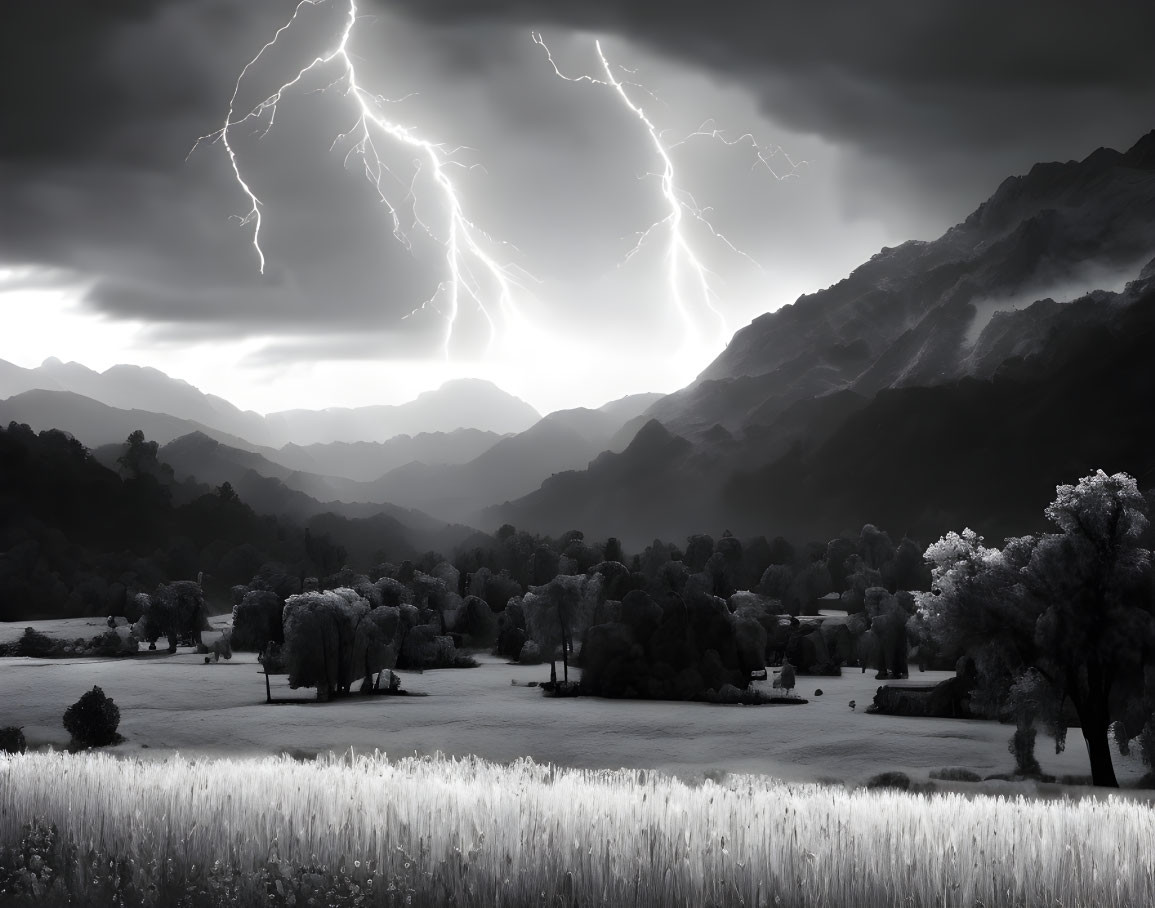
919;471;1155;786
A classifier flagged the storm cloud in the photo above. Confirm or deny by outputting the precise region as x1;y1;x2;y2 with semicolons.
2;0;1152;371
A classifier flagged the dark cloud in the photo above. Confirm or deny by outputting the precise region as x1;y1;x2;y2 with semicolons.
384;0;1155;218
2;0;1152;368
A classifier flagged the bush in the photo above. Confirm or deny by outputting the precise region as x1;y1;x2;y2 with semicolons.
62;686;122;749
87;629;137;658
16;628;59;658
518;641;543;665
929;767;982;783
0;727;26;754
259;641;287;674
865;771;911;791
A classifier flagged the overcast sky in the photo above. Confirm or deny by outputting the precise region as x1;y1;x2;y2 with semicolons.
2;0;1152;415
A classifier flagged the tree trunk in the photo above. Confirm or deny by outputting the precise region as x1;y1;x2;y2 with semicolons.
1075;697;1119;788
558;610;569;683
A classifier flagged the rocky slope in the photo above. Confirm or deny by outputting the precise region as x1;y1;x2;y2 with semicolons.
492;132;1155;546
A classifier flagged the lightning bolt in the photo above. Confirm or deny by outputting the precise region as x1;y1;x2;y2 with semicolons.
191;0;528;357
533;35;802;350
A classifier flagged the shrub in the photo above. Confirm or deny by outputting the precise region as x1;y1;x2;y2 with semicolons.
518;641;543;665
259;642;287;674
0;726;26;754
62;686;122;749
929;767;982;783
87;629;137;658
16;628;59;658
865;771;911;791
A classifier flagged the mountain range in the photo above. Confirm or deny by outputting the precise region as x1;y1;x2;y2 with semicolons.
0;363;541;447
489;131;1155;545
4;131;1154;551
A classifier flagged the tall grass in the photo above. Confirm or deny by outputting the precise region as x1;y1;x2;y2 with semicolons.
1;750;1153;906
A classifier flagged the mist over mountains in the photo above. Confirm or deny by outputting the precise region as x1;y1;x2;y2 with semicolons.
3;131;1154;555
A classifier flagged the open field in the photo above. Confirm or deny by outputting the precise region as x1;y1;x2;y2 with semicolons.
1;618;1148;787
2;750;1154;907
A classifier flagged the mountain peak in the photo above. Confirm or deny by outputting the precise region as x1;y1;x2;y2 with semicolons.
1123;128;1155;169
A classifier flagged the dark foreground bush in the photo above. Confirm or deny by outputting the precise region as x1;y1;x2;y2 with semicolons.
865;771;911;791
62;687;122;749
0;726;26;754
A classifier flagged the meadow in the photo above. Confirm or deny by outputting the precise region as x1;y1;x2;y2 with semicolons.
3;618;1152;906
2;749;1154;907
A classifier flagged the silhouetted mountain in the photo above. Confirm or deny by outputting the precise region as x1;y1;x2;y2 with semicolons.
487;419;722;543
0;390;264;451
487;132;1155;547
330;399;663;523
597;391;665;422
262;378;540;445
724;279;1155;543
150;432;477;549
647;131;1155;438
267;429;504;482
357;413;605;522
0;357;274;445
0;421;481;620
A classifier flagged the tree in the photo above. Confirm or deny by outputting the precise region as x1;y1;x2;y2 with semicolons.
117;430;173;484
136;580;209;651
283;589;379;700
523;574;601;683
231;589;284;651
920;471;1154;787
1023;471;1154;786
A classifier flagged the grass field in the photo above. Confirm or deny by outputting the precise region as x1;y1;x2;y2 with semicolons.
2;750;1153;907
5;618;1144;786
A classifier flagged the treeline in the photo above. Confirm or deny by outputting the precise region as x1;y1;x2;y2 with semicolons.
0;424;347;620
0;422;933;623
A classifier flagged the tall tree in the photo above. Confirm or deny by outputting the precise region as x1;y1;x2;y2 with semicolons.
920;471;1154;787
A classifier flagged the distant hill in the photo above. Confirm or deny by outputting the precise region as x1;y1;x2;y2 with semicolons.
144;394;656;528
0;357;274;445
261;378;541;445
150;432;474;540
0;421;483;620
267;429;504;482
0;390;264;451
321;398;658;523
0;363;541;448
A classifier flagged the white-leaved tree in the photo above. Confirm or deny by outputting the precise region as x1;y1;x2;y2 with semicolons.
919;471;1154;787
